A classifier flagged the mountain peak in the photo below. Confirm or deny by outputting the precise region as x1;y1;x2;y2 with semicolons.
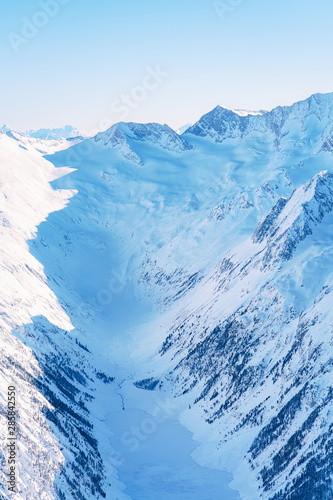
94;120;193;164
184;92;333;143
1;124;12;133
183;105;245;141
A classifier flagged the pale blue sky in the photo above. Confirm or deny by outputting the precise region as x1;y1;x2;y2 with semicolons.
1;0;333;132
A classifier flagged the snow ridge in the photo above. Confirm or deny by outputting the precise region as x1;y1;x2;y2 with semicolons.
253;171;333;264
94;121;193;165
184;92;333;144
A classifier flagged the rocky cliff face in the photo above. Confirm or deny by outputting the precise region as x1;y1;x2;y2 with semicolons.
184;93;333;146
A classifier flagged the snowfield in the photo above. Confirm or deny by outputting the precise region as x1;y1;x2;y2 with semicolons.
1;92;333;499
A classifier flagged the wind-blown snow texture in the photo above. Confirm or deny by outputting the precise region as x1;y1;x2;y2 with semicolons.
1;92;333;499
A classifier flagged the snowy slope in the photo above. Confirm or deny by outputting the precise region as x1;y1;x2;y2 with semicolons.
0;134;74;498
0;127;83;155
0;134;122;499
1;92;333;499
94;121;193;165
141;171;333;500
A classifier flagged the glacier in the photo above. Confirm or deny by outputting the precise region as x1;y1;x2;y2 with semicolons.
0;92;333;499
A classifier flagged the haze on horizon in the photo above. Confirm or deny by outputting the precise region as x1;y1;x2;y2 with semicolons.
1;0;333;133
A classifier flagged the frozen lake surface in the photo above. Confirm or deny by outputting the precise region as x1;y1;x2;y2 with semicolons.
107;408;240;500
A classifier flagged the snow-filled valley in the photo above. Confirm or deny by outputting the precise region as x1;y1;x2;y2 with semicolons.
1;92;333;499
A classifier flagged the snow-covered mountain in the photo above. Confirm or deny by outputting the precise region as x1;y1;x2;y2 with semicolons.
1;92;333;499
184;93;333;145
0;124;12;133
0;125;83;155
25;125;82;141
93;121;193;165
152;170;333;499
175;123;193;135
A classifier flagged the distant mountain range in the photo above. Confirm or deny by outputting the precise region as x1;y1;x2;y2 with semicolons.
1;124;82;140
